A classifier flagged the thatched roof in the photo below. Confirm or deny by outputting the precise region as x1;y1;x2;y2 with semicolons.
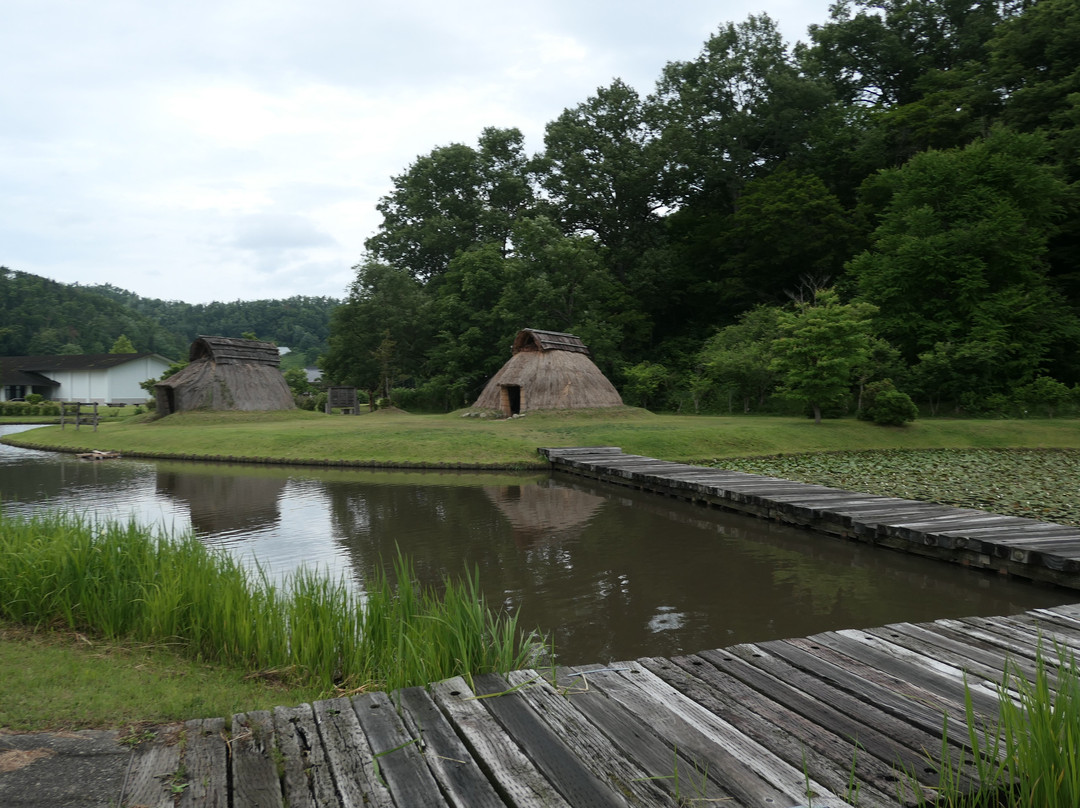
473;328;623;414
156;336;294;414
189;336;280;366
511;329;589;355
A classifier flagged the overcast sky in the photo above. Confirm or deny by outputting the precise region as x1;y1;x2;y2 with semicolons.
2;0;832;304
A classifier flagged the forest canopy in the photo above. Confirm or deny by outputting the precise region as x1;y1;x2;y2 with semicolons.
0;268;338;367
323;0;1080;417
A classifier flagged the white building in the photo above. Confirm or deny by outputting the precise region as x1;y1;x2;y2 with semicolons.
0;353;173;404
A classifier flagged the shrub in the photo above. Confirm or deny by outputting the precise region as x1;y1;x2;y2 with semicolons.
1017;376;1073;417
871;390;918;425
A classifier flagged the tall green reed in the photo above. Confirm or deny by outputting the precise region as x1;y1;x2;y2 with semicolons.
0;508;545;695
904;641;1080;807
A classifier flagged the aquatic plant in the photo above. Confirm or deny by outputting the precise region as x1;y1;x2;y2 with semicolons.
0;508;543;693
904;641;1080;807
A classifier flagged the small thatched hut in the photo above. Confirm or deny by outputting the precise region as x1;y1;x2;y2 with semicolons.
155;336;295;415
472;328;623;416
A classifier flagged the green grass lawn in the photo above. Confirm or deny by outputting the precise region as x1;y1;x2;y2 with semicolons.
0;621;325;731
7;407;1080;466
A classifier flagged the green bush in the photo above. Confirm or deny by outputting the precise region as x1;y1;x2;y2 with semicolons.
871;390;919;425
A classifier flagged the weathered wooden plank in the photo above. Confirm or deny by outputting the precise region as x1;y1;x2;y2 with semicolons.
430;676;573;808
766;638;980;741
966;616;1080;657
548;667;743;806
312;696;393;808
272;703;336;808
178;717;228;808
641;656;910;807
937;617;1065;661
471;672;632;808
1023;607;1080;638
866;623;1027;687
696;643;969;779
563;662;851;807
230;711;285;808
800;630;1002;718
394;686;507;808
349;691;447;808
501;669;676;807
120;726;182;808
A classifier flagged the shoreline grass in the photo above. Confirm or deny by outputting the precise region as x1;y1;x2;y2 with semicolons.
0;509;544;703
7;409;1080;468
907;642;1080;807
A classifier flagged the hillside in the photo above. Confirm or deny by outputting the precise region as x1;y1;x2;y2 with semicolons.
0;268;339;366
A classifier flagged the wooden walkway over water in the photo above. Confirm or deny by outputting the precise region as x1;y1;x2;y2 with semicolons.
117;449;1080;807
121;604;1080;807
540;446;1080;589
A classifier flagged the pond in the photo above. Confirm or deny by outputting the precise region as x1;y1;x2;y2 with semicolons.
0;424;1070;664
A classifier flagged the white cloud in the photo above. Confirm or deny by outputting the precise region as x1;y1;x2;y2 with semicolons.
0;0;832;304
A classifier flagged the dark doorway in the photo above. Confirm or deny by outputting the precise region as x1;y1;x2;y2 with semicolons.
502;385;521;416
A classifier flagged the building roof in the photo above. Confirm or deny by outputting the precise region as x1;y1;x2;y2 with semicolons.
1;353;169;385
511;329;590;356
189;336;281;366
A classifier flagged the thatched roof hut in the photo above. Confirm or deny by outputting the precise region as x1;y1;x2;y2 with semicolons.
472;328;623;416
155;336;295;415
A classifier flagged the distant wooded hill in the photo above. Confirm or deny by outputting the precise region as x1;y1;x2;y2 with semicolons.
0;268;339;367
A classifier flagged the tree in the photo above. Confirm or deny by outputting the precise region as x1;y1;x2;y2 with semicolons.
698;305;781;412
770;288;879;424
1016;376;1073;418
801;0;1008;109
621;361;669;410
538;80;666;284
719;168;858;307
365;128;535;283
654;14;839;209
849;127;1078;392
110;334;136;354
320;261;429;402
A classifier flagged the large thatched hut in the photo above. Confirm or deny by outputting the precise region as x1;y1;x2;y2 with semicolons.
472;328;623;416
155;336;295;415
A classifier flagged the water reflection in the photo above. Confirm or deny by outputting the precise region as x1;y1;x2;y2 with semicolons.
484;482;605;549
157;469;285;537
0;424;1071;665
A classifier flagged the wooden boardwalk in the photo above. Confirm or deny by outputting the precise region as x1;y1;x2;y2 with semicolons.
540;446;1080;589
116;449;1080;806
120;604;1080;807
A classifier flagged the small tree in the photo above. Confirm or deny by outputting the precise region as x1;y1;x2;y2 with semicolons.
770;288;879;424
698;306;780;413
110;334;137;354
1017;376;1072;418
621;362;669;410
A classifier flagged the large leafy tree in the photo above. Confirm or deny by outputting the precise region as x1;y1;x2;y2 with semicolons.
801;0;1009;109
537;80;666;284
365;128;535;284
849;127;1079;391
719;168;858;307
654;14;838;210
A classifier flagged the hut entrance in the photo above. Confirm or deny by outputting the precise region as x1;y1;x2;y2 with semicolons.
500;385;521;416
157;387;176;416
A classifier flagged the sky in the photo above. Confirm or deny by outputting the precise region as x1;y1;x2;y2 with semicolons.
2;0;833;305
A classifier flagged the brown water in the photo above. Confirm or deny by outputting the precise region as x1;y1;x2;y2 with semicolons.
1;425;1071;664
